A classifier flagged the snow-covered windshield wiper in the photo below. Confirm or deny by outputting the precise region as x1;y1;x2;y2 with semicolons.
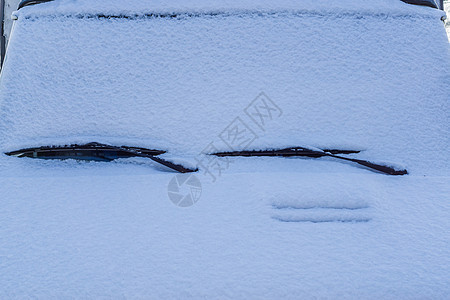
5;142;197;173
213;147;408;175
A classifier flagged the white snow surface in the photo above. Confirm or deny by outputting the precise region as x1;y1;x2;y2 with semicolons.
1;6;449;175
0;1;449;298
13;0;446;18
0;161;449;298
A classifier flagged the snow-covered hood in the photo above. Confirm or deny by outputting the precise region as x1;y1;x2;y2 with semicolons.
0;160;449;297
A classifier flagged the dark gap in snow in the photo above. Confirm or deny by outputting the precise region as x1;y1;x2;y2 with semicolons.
272;216;371;223
272;205;370;210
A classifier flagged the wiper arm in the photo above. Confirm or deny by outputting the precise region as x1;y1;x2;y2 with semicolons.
6;142;197;173
100;143;197;173
213;147;407;175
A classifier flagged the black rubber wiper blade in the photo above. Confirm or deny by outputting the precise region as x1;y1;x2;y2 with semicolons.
213;147;407;176
5;142;197;173
213;148;360;158
5;143;165;162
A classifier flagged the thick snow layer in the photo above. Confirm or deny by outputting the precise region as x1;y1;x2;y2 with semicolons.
0;162;449;298
0;5;449;297
14;0;446;18
1;11;449;175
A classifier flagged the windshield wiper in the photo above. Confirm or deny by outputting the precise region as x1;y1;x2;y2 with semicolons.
213;147;408;175
6;143;407;175
5;142;197;173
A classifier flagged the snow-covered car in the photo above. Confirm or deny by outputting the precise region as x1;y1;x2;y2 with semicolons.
0;0;449;298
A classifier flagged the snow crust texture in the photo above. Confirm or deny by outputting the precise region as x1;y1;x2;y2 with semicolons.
0;168;449;299
0;2;449;298
1;10;449;174
14;0;446;18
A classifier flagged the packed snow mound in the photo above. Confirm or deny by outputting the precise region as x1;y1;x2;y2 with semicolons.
15;0;445;18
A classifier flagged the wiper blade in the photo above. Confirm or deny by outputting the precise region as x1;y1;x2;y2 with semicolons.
213;148;360;157
213;147;407;176
6;142;197;173
5;142;165;159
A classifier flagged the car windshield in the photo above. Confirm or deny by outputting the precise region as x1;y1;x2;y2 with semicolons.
0;1;447;175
